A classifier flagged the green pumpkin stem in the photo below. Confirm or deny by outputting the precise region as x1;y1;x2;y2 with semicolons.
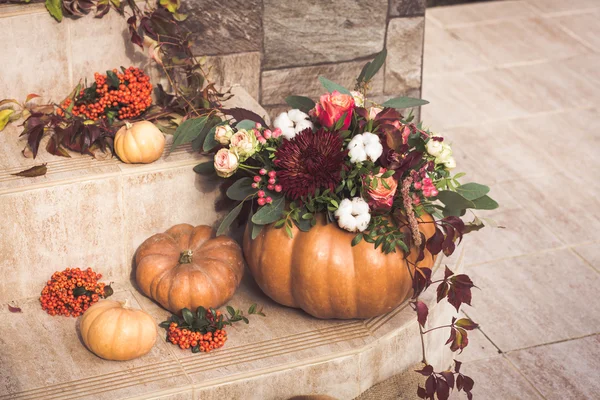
179;250;193;264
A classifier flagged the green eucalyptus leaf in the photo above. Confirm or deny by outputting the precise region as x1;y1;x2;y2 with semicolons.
285;96;315;113
381;97;429;109
318;76;351;95
251;221;263;239
363;48;387;81
171;116;207;151
45;0;63;22
294;217;311;232
235;119;257;130
203;123;220;152
437;190;475;210
456;182;490;201
217;201;244;236
226;177;256;201
193;161;214;175
351;233;363;246
471;195;499;210
252;196;285;225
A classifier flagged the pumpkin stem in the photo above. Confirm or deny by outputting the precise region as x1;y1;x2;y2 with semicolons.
125;121;133;130
179;250;193;264
121;299;130;309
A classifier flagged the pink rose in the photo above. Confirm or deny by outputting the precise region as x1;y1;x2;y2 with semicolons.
312;91;355;130
366;169;398;210
214;148;239;178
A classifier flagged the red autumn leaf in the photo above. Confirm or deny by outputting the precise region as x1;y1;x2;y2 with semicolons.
448;327;469;353
444;266;454;280
222;107;268;128
425;375;437;396
454;360;462;374
455;318;479;330
436;377;450;400
436;280;449;303
447;274;475;312
426;227;444;255
414;301;429;328
8;304;22;313
440;371;455;389
25;93;41;103
415;364;434;376
456;374;464;391
417;386;427;399
412;266;432;298
463;375;475;392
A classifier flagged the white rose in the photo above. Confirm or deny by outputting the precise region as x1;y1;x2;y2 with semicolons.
367;106;382;121
214;124;234;145
435;144;453;164
347;132;383;163
426;136;444;157
351;91;365;108
229;129;258;161
334;197;371;233
214;148;239;178
273;109;314;139
444;157;456;170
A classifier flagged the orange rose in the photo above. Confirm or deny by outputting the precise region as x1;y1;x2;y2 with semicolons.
312;91;354;130
366;169;398;210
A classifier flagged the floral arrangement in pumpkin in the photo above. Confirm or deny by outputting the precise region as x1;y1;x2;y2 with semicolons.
196;53;497;256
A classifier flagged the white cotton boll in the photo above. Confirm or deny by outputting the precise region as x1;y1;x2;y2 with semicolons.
294;119;314;133
347;133;382;163
354;213;371;232
361;132;379;145
337;213;358;232
273;112;294;129
281;126;297;140
335;198;353;217
349;146;367;163
351;197;370;215
287;109;309;123
348;135;364;148
364;141;383;162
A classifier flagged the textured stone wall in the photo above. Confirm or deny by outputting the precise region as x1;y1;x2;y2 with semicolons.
0;0;425;116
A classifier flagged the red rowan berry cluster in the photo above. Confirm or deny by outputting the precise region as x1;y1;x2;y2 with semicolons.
167;321;227;353
58;66;152;121
40;267;111;317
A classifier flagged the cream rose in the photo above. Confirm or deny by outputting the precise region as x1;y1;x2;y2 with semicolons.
215;124;234;145
351;91;365;108
426;135;444;157
214;148;238;178
229;129;258;161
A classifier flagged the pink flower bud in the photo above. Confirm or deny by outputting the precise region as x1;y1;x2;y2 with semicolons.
255;122;262;129
275;185;282;192
273;128;282;138
431;189;439;197
259;168;267;176
266;196;272;204
258;190;265;198
251;183;258;189
253;176;261;183
257;198;266;206
423;178;432;186
268;178;276;184
268;171;277;178
258;137;267;144
263;129;272;139
267;184;275;190
414;182;422;190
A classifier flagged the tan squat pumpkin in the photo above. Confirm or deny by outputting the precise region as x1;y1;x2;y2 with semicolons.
135;224;245;314
114;121;165;164
80;300;157;361
244;214;437;319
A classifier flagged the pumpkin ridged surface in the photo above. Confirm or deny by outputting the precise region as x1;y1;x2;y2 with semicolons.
244;214;436;319
135;224;244;314
80;300;157;361
114;121;165;164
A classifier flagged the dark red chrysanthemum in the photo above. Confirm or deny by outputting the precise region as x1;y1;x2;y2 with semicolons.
274;128;347;200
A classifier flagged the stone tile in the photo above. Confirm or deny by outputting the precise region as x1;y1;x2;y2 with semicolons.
461;207;562;266
182;0;262;55
572;242;600;272
0;176;127;301
69;11;146;84
263;0;387;69
0;12;71;102
388;0;426;17
426;1;538;28
449;356;542;399
203;52;261;101
193;355;361;400
261;60;384;106
465;249;600;352
508;335;600;400
550;11;600;51
384;17;425;94
121;164;225;265
448;17;589;66
524;0;600;15
422;24;493;76
0;290;191;399
223;85;271;126
502;174;600;245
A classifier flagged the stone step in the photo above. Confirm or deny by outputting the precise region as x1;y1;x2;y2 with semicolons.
0;251;463;400
0;85;266;301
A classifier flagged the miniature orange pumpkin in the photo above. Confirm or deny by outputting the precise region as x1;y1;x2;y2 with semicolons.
114;121;165;163
243;213;437;319
80;300;157;361
135;224;244;314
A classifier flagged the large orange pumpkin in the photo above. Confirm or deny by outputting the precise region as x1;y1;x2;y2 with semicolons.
243;213;437;319
135;224;244;314
80;300;157;361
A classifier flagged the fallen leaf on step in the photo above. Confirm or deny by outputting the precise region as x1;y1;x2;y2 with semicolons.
12;163;47;177
8;304;22;313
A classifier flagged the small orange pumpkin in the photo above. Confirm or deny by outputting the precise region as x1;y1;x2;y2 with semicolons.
244;213;437;319
135;224;244;314
80;300;157;361
114;121;165;164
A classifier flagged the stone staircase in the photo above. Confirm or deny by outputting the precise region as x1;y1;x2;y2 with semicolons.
0;86;460;400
